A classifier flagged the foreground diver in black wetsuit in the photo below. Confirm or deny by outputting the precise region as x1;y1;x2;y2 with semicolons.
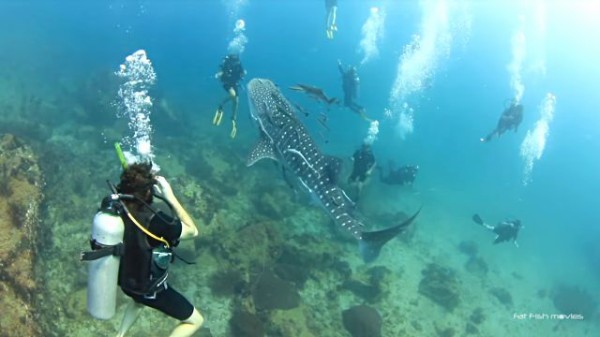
472;214;522;247
377;161;419;186
348;143;376;199
338;60;370;120
481;101;523;142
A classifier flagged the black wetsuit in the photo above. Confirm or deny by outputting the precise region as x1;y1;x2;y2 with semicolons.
482;103;523;142
348;145;375;183
338;63;364;115
379;164;419;185
219;55;244;93
119;208;193;320
492;220;521;244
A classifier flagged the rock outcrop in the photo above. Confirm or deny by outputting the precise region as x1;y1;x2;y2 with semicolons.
0;133;44;336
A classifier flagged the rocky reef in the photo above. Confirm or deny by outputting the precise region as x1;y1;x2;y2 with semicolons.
418;263;461;311
0;134;44;337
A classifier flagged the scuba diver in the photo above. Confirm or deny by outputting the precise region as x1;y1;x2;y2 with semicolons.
472;214;522;247
338;60;369;120
325;0;338;39
214;54;246;139
115;163;203;337
377;161;419;186
481;101;523;142
87;160;204;337
348;142;376;199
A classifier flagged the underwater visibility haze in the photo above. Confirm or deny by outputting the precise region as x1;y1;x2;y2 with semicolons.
0;1;599;337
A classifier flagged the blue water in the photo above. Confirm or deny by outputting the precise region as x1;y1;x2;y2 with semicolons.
2;0;599;336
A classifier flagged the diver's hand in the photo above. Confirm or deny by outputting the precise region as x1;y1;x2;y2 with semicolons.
153;176;175;200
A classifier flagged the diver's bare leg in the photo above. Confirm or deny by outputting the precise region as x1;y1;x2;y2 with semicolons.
168;308;204;337
326;6;338;39
331;6;338;30
483;223;495;231
229;88;238;138
480;130;497;142
116;300;143;337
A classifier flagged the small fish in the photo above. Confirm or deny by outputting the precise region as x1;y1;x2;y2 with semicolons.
289;83;339;106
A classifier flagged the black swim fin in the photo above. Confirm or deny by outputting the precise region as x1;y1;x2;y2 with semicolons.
472;214;484;225
359;207;422;263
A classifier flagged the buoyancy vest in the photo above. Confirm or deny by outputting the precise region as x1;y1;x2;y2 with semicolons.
118;208;177;295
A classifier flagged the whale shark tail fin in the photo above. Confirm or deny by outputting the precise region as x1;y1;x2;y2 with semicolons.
359;207;421;263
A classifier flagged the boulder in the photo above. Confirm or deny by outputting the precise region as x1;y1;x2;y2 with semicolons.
342;305;382;337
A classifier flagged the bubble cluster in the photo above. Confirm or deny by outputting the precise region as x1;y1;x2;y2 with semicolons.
388;0;457;137
364;120;380;145
520;93;556;185
508;26;526;104
359;6;386;65
228;18;248;54
115;49;157;163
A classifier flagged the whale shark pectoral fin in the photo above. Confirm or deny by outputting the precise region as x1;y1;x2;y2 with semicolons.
247;135;278;166
359;207;422;263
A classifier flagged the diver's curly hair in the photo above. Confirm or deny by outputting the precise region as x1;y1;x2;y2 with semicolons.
117;162;155;205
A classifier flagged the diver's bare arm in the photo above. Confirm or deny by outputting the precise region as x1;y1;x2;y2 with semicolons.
168;195;198;240
154;176;198;239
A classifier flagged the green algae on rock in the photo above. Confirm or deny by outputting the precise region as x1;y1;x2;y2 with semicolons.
0;133;44;337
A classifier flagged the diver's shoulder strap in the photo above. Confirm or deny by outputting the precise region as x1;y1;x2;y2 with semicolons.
80;240;124;261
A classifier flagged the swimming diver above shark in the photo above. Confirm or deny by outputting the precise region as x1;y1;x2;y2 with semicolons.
246;78;421;262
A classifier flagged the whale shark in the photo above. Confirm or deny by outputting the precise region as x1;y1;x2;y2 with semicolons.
246;78;420;262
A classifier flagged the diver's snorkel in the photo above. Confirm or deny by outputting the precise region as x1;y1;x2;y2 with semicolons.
114;142;128;170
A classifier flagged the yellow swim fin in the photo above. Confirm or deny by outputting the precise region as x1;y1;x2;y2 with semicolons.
213;107;224;126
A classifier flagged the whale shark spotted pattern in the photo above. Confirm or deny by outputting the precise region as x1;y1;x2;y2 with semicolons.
246;78;420;262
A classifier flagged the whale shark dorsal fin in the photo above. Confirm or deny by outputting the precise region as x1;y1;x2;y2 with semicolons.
247;135;278;166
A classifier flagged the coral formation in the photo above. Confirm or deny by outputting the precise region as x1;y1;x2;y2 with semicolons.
457;240;478;257
230;310;265;337
464;256;488;276
252;270;301;311
552;284;597;318
418;263;461;311
0;133;44;337
342;305;382;337
489;287;513;308
469;307;485;324
208;268;247;297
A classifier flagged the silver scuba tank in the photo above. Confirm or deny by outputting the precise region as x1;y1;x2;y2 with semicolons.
86;206;124;320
